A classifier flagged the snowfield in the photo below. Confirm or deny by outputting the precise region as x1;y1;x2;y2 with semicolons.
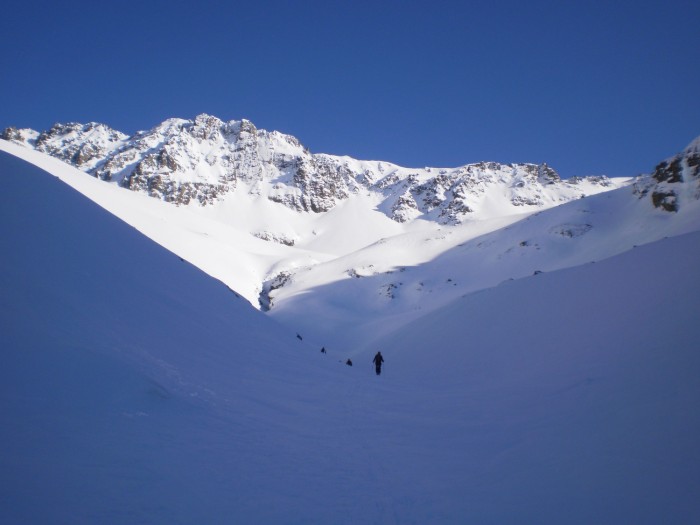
1;136;700;523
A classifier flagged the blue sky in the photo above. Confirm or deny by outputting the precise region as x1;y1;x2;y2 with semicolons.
2;0;699;177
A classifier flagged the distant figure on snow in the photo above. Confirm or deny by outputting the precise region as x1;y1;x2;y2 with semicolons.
346;359;353;366
373;351;384;376
321;347;327;354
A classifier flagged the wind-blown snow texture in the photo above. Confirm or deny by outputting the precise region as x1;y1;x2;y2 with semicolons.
1;126;700;523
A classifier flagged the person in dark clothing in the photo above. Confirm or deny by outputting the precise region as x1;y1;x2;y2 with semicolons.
373;351;384;375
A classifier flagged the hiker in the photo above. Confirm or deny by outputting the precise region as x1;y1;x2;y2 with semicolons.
373;351;384;375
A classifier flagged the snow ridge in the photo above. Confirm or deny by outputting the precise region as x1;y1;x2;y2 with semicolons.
3;114;628;224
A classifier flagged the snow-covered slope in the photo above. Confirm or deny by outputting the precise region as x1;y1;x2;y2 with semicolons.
2;151;698;524
0;151;341;523
2;126;699;353
0;129;631;325
0;139;320;306
267;133;700;351
366;230;700;524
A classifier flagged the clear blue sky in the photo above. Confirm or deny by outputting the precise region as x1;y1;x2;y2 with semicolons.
2;0;699;178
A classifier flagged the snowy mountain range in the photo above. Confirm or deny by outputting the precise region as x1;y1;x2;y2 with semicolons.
2;118;700;523
3;115;699;352
3;114;623;221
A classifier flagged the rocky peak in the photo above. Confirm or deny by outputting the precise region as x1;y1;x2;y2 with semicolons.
635;136;700;212
537;163;560;184
2;114;630;222
189;114;226;141
38;122;127;171
1;127;40;147
3;122;127;170
235;118;258;137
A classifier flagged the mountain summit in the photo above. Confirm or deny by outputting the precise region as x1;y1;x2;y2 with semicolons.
634;135;700;212
3;114;626;224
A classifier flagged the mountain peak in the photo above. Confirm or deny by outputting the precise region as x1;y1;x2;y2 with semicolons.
633;134;700;212
3;114;630;221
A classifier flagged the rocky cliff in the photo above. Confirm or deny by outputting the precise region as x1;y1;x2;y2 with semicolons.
634;137;700;212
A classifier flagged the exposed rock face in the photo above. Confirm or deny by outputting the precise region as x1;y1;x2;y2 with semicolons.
87;115;311;206
634;137;700;212
259;271;293;311
377;161;593;224
1;127;39;146
269;154;358;213
37;123;127;170
3;122;127;170
2;114;627;223
254;231;297;246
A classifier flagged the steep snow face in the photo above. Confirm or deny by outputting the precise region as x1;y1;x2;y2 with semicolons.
0;139;310;307
3;114;629;223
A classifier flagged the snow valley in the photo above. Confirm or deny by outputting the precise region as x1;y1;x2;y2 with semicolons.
1;116;700;524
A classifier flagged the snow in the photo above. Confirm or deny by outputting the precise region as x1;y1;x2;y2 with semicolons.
0;139;302;305
0;151;333;523
268;180;700;352
2;117;646;356
375;235;700;522
2;139;700;523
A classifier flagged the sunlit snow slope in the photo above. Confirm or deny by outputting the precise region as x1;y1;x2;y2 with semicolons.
2;146;700;523
269;166;700;352
4;129;698;355
0;139;313;305
0;115;633;329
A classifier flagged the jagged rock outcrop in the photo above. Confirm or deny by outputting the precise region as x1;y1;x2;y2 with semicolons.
634;137;700;212
254;231;297;246
259;271;293;311
2;114;627;223
375;161;603;224
3;122;127;170
269;154;358;213
1;127;39;146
